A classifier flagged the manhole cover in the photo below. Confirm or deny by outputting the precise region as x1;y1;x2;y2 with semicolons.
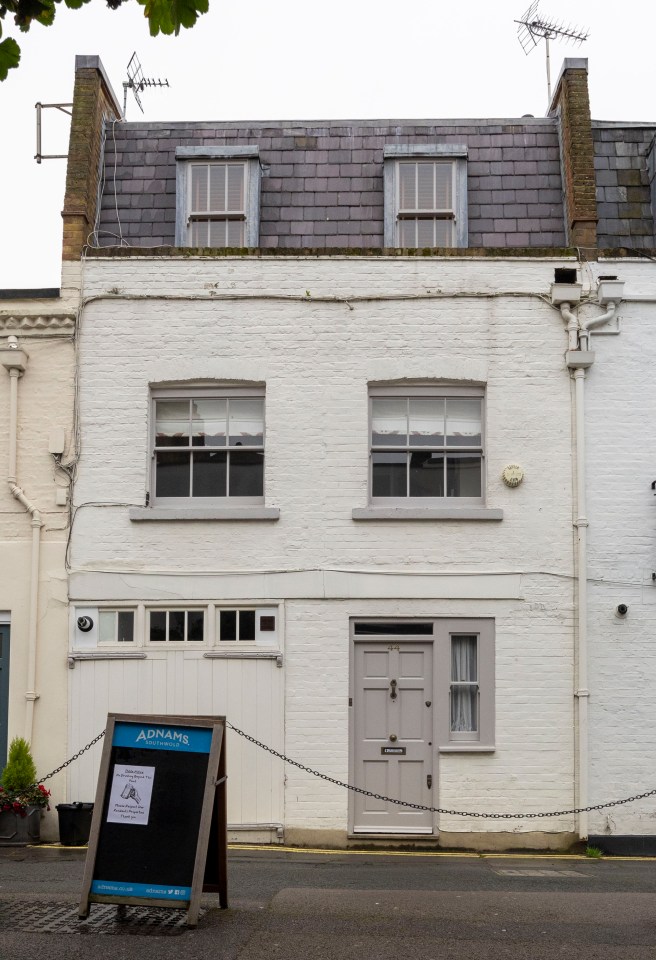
0;900;197;935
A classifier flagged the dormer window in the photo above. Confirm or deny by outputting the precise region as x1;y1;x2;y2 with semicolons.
188;161;247;246
384;145;468;248
175;146;261;248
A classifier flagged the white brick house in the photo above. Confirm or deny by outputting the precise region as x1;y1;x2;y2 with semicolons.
67;255;580;848
26;54;653;851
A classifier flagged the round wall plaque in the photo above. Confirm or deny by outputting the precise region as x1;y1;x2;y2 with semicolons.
502;464;524;487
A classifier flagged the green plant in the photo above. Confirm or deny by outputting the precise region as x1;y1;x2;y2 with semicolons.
585;845;603;859
0;737;50;816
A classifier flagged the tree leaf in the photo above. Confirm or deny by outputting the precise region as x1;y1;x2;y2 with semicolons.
137;0;208;37
11;0;54;28
0;35;20;80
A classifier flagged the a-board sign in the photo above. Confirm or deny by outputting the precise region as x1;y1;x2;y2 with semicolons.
79;714;227;927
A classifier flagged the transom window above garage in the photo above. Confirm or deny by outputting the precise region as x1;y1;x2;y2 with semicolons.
149;609;205;643
151;388;265;505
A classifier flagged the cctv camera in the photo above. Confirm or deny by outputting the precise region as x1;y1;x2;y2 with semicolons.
77;616;94;632
616;604;628;617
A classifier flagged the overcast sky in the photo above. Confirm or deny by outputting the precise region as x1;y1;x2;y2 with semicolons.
1;0;654;289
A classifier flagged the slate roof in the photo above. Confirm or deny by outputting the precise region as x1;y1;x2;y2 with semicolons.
97;118;566;250
593;123;656;249
95;117;656;251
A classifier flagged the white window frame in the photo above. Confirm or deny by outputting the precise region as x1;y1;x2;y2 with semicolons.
383;145;468;248
175;146;261;248
97;608;136;645
368;385;485;508
147;607;207;645
215;606;279;647
150;386;266;508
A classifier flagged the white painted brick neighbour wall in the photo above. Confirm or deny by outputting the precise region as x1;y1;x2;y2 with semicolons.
0;325;75;838
584;261;656;837
71;256;579;843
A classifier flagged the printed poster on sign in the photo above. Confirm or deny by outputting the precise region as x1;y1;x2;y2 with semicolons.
107;765;155;825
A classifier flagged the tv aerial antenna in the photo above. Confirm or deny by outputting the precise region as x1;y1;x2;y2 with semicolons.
122;52;170;117
515;2;589;103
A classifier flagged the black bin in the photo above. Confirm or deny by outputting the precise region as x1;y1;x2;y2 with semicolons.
56;802;94;846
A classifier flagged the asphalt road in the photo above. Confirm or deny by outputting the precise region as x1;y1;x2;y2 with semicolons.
1;847;655;959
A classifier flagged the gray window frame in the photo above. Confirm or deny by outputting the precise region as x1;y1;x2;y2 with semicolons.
368;385;485;508
350;617;495;749
175;146;261;248
383;144;468;248
150;386;266;508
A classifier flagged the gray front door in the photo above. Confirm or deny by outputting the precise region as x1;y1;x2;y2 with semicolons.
353;640;434;833
0;624;9;770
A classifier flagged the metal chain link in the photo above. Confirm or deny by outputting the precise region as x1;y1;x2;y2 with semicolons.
36;723;656;821
37;730;106;784
226;721;656;820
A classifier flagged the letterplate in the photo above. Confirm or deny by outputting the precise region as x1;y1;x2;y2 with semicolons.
381;746;406;755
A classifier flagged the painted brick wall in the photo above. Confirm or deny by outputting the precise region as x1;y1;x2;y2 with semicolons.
584;261;656;835
97;119;566;249
70;256;580;835
0;327;75;835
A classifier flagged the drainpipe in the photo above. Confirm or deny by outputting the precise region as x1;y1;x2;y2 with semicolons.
560;303;579;350
1;337;43;743
560;285;623;841
560;302;594;840
571;362;590;840
579;302;617;350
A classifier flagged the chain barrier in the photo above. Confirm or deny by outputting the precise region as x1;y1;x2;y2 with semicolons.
37;729;106;784
36;724;656;821
226;722;656;820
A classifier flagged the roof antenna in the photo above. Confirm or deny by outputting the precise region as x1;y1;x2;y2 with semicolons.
515;2;589;104
122;52;170;118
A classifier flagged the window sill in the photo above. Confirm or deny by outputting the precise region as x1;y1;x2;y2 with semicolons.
439;744;495;753
129;507;280;521
351;507;503;521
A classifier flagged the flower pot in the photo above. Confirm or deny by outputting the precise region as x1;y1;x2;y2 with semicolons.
0;805;41;846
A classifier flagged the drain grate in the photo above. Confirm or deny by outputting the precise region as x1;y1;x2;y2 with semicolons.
0;900;198;935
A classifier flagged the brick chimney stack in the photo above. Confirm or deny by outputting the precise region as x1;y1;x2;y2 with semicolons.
549;58;598;249
61;56;122;261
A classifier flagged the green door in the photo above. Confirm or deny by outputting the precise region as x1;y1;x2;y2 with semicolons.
0;623;9;770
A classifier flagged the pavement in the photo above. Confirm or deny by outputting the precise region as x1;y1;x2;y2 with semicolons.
1;845;656;959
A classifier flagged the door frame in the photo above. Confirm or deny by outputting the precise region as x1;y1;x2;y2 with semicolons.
348;618;439;838
0;614;10;772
